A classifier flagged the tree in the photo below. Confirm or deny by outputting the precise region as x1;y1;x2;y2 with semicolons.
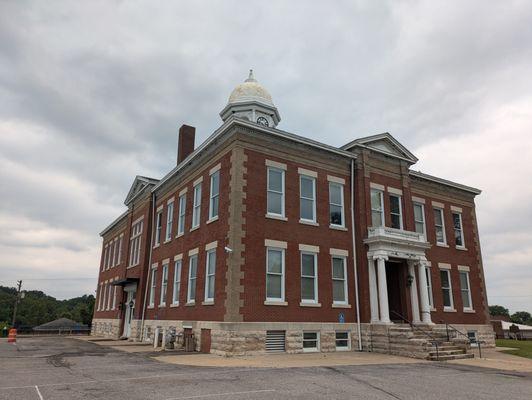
489;305;509;317
510;311;532;326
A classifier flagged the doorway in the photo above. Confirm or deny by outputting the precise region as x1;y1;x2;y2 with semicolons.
385;261;407;322
123;289;136;338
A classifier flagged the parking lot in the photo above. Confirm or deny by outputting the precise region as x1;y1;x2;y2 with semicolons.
1;337;531;400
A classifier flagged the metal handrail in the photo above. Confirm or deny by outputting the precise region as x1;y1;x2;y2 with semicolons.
444;323;483;358
390;310;441;361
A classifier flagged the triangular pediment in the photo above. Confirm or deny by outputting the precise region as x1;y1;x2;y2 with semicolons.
124;175;159;206
341;132;418;164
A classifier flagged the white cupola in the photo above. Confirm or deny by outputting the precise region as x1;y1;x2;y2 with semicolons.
220;70;281;128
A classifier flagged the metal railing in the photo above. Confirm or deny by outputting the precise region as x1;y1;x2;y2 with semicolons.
444;323;483;358
390;310;441;361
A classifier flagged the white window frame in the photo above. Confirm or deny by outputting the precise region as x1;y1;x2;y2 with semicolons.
299;174;316;223
149;267;157;307
172;260;182;305
389;194;403;230
329;182;345;228
192;183;202;229
112;285;117;310
335;331;350;351
425;266;434;308
332;256;348;305
129;220;143;267
112;239;119;267
102;283;107;311
440;269;454;310
452;212;465;248
370;189;384;227
165;202;174;242
177;193;186;236
154;210;163;246
459;271;473;311
266;167;285;218
117;235;123;265
97;284;103;311
302;331;320;352
266;247;285;302
204;249;216;302
209;170;220;220
434;208;447;245
108;243;113;269
106;283;113;311
300;251;318;304
103;245;108;271
187;254;198;303
413;202;427;238
160;263;168;306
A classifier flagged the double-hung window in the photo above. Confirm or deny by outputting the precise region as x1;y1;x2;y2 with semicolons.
452;212;465;248
332;256;348;304
440;269;453;310
97;284;103;311
172;259;182;305
267;167;285;217
192;183;202;228
107;283;113;310
209;170;220;220
303;332;319;352
155;211;163;246
389;194;403;229
112;286;117;310
117;235;123;265
425;266;434;308
459;270;473;310
370;189;384;227
149;267;156;307
103;245;108;271
266;248;285;301
187;254;198;303
300;174;316;222
335;332;350;351
329;182;344;227
301;252;318;303
107;244;113;270
113;239;119;266
129;220;143;267
204;249;216;302
160;263;168;306
177;193;186;236
413;202;426;237
165;201;174;241
434;208;446;245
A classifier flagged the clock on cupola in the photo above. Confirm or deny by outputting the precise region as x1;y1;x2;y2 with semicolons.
219;69;281;128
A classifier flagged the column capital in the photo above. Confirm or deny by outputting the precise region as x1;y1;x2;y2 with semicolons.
372;252;389;261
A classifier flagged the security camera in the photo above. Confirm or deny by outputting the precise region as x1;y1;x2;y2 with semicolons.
224;246;233;253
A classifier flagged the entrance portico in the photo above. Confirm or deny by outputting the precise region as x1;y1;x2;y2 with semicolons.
365;226;433;325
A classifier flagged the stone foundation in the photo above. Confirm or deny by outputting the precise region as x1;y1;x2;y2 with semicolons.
92;318;121;338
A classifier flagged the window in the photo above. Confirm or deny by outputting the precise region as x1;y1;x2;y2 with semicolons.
177;194;186;235
440;269;453;309
129;220;143;267
160;263;168;306
149;268;156;307
204;249;216;302
187;255;198;303
329;182;344;227
165;202;174;241
332;256;348;304
301;252;318;303
300;175;316;222
467;331;478;344
335;331;350;351
267;167;285;217
102;245;108;271
389;195;403;229
266;248;285;301
434;208;446;245
155;211;163;246
107;283;113;310
460;271;472;310
172;260;182;305
97;284;103;311
209;171;220;220
112;286;117;310
192;183;202;228
452;212;465;247
108;244;113;269
302;332;319;352
413;202;426;237
117;235;123;265
425;267;434;308
370;189;384;227
113;239;119;266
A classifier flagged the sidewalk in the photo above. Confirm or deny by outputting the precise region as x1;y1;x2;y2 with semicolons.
448;346;532;373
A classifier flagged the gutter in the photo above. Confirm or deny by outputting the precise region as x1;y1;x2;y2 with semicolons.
409;170;481;195
350;159;362;351
140;192;156;342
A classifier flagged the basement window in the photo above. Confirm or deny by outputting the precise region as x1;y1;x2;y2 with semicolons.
335;331;350;351
303;332;319;352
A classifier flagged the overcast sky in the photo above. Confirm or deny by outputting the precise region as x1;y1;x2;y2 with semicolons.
1;1;531;313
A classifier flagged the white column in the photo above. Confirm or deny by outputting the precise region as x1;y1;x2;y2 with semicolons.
376;256;391;323
368;257;379;323
417;261;433;324
408;260;421;324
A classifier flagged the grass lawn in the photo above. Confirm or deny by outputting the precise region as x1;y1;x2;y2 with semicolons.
496;339;532;359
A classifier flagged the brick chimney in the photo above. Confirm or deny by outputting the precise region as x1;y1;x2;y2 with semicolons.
177;124;195;164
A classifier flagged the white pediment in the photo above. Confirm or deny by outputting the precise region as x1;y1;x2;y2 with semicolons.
341;133;418;164
124;175;159;205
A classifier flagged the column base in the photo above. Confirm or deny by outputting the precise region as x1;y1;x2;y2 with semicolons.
371;320;394;325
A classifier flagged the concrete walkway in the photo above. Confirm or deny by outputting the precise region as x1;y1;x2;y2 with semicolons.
449;346;532;373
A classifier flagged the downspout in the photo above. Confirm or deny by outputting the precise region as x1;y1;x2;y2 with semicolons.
140;192;156;342
351;158;362;351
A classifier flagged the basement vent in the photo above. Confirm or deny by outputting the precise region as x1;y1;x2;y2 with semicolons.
265;330;286;352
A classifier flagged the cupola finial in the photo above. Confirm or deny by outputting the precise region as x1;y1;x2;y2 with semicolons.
245;69;256;82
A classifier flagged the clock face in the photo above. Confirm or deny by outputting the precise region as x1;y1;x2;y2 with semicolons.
256;116;269;127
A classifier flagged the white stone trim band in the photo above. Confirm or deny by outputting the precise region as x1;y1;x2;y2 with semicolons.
265;239;288;249
370;182;385;191
265;159;287;170
330;248;349;257
205;241;218;251
298;167;318;178
299;244;320;253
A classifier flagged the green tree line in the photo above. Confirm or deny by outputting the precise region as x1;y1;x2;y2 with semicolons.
0;285;94;329
489;305;532;325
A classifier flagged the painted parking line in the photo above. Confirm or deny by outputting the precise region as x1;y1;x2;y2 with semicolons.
34;386;44;400
166;389;276;399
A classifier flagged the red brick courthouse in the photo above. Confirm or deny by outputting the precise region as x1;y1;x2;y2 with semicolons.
92;71;494;357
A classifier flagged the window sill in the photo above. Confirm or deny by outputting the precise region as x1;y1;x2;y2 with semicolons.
436;243;449;248
147;305;154;309
153;244;160;249
456;246;468;251
430;307;437;312
443;308;457;313
336;347;351;352
300;302;321;307
175;232;184;239
190;226;200;232
159;303;166;308
202;300;214;306
170;303;179;308
302;348;319;353
264;300;288;306
299;219;319;226
332;303;351;309
265;214;287;222
185;301;195;307
463;308;476;313
206;216;219;225
329;225;347;231
164;239;172;244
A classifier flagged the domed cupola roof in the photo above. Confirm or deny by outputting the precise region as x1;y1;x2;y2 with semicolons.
227;70;274;106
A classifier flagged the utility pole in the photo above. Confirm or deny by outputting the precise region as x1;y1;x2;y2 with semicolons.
11;280;23;327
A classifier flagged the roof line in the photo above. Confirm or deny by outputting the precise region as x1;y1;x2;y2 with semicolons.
99;210;129;237
410;170;481;195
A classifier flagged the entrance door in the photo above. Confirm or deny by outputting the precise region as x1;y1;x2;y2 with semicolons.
386;262;407;322
123;290;136;338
